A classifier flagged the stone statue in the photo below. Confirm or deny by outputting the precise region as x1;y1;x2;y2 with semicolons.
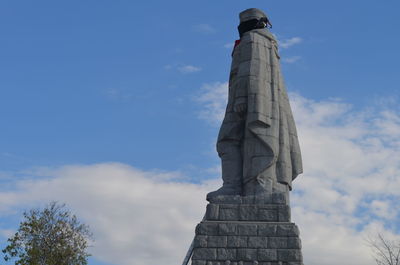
207;8;303;200
185;9;305;265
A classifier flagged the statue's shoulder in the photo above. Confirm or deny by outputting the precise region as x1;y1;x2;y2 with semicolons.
241;29;277;48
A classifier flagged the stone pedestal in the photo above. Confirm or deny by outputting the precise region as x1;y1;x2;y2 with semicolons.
190;194;304;265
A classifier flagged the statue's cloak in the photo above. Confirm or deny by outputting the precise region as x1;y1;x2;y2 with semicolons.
218;28;302;190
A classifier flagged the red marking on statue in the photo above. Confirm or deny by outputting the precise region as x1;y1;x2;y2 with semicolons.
234;39;241;48
232;40;241;56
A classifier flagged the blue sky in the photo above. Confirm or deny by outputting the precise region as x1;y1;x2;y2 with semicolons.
1;1;400;265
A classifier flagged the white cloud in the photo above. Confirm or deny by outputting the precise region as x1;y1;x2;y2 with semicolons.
0;229;13;239
224;42;234;49
2;86;400;265
194;83;400;264
178;65;202;74
282;56;302;64
0;163;220;265
289;94;400;265
193;24;216;34
195;82;228;124
280;37;303;49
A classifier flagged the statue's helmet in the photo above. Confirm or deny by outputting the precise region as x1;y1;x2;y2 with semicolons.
239;8;267;23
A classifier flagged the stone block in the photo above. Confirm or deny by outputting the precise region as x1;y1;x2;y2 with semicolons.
268;237;287;248
276;224;299;237
194;235;208;248
239;205;258;220
197;222;219;235
272;193;286;204
238;223;258;236
258;207;278;221
254;194;272;204
287;237;302;249
237;248;257;261
191;260;206;265
248;236;269;248
278;205;291;222
220;205;239;220
287;262;303;265
227;236;248;247
208;236;227;247
206;204;220;220
219;223;237;235
277;249;302;262
241;195;255;204
208;195;242;204
257;249;277;261
258;224;277;236
192;248;217;260
217;248;237;260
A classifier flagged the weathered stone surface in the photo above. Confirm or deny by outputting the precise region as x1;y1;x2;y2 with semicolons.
208;236;228;247
237;248;257;261
217;248;237;260
219;223;237;235
268;237;287;249
272;193;286;204
191;219;303;264
276;224;299;237
258;224;277;236
204;201;291;222
277;249;302;262
254;194;272;204
209;195;243;204
241;196;255;204
220;205;239;221
207;9;302;202
207;204;220;220
191;260;206;265
237;224;258;236
191;191;303;264
227;236;248;248
248;236;268;248
239;205;258;220
287;237;302;249
194;235;208;248
258;207;278;221
197;223;219;235
257;249;277;261
277;205;291;222
192;248;217;260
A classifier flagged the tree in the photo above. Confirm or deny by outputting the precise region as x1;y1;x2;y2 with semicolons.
2;202;92;265
368;233;400;265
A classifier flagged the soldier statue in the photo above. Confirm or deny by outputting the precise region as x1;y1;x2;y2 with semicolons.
207;8;303;201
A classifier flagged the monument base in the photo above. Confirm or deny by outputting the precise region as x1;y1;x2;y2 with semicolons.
190;194;304;265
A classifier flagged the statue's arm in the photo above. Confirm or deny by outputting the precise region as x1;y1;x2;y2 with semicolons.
233;36;256;115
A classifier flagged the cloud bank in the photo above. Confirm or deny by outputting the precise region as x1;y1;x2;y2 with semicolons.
0;164;219;265
1;84;400;265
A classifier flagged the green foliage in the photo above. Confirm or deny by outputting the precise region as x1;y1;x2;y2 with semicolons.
2;202;92;265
